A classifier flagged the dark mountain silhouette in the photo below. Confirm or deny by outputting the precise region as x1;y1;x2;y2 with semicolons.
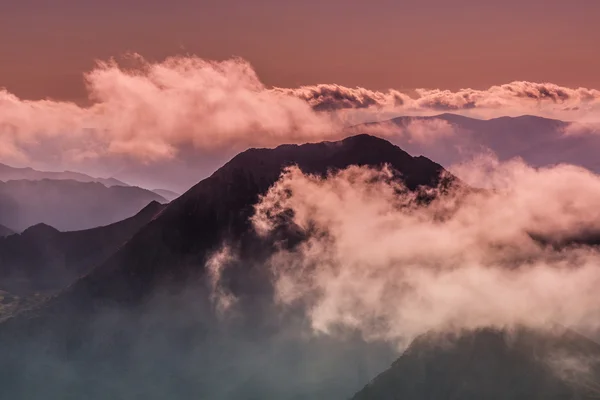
152;188;180;201
351;328;600;400
0;201;165;295
0;224;13;237
45;134;450;310
0;135;447;399
0;134;596;399
0;179;166;231
355;114;600;172
0;162;126;187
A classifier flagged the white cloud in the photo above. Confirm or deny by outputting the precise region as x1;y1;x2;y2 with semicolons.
253;162;600;348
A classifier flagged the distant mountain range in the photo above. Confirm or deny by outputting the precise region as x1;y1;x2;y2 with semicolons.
354;113;600;173
0;162;181;205
4;114;599;196
0;179;166;231
0;134;598;399
151;188;180;201
0;162;126;187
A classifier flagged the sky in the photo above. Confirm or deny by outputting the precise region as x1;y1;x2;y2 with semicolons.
1;0;600;192
1;0;600;103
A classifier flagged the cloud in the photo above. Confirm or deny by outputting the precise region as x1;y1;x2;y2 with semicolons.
562;121;600;136
252;162;600;349
0;55;339;166
414;82;600;111
282;81;600;120
3;53;600;191
206;246;238;315
273;84;409;112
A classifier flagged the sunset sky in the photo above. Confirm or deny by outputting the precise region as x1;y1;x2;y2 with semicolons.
1;0;600;191
2;0;599;102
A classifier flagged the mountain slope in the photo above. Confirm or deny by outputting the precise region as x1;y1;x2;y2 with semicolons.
0;200;165;295
0;134;597;399
0;163;126;187
0;179;166;231
51;134;450;309
351;328;600;400
0;134;448;399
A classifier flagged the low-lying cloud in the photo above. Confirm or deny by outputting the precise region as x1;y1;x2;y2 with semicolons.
252;162;600;349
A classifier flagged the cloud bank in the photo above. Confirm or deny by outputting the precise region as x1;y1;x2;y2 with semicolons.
0;56;338;166
252;162;600;348
2;54;600;173
281;81;600;120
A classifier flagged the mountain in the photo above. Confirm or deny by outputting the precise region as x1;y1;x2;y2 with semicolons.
0;135;447;399
152;188;180;201
356;114;600;172
351;328;600;400
0;134;595;399
0;224;13;237
47;134;450;309
0;162;126;187
0;179;166;231
0;201;165;295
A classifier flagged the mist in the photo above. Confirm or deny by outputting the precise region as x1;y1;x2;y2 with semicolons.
0;271;397;399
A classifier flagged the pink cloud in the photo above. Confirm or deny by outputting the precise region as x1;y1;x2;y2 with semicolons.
0;55;339;166
282;81;600;120
252;162;600;348
1;54;600;178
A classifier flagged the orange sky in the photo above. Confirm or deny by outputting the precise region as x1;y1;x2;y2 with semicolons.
1;0;599;102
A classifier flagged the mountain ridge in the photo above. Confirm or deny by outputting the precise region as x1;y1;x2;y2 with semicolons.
0;162;126;187
351;113;600;173
0;179;166;231
0;134;449;319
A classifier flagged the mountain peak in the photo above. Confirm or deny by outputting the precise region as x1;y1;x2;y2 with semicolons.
21;223;60;237
215;134;445;191
338;133;398;146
